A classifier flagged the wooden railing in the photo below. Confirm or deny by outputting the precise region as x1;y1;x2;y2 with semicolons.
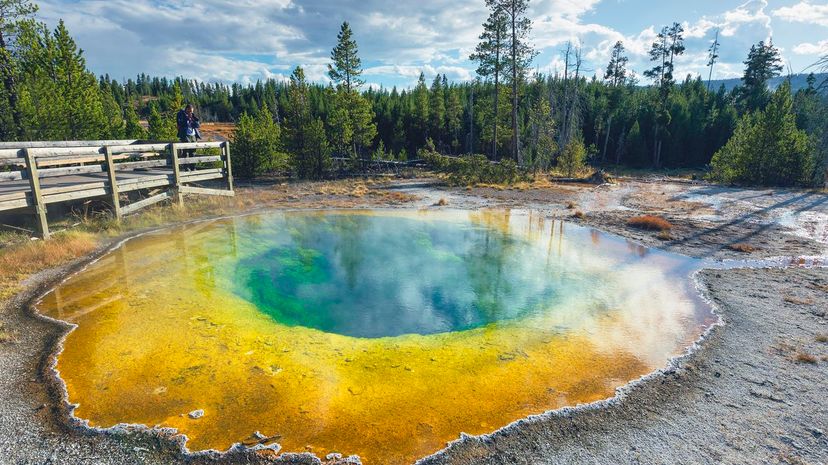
0;140;233;238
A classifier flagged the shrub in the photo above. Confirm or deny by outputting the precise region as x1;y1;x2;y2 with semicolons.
627;215;673;231
728;243;758;253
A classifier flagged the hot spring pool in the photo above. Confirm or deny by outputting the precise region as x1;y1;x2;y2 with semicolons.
37;209;715;464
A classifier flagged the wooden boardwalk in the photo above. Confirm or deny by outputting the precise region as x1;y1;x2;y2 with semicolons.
0;140;234;238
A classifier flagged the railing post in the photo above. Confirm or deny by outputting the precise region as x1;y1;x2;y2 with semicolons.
222;141;234;192
23;148;50;239
170;143;184;205
104;146;121;221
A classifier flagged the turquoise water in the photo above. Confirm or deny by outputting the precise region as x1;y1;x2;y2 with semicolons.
230;211;705;338
233;214;581;337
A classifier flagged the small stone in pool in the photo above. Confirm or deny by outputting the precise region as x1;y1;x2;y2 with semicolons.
188;409;205;419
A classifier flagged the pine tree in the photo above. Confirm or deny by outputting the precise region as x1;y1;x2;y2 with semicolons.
644;22;685;167
737;40;783;113
558;138;586;177
123;102;146;139
706;29;720;92
326;23;375;162
429;75;446;149
446;89;463;153
604;41;628;87
487;0;536;163
232;102;285;178
0;0;37;140
711;82;812;186
16;20;111;140
285;67;330;179
470;7;508;158
413;72;429;146
327;22;364;92
147;102;175;140
525;96;556;171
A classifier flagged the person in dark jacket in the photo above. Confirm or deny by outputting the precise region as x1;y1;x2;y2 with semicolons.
176;104;201;168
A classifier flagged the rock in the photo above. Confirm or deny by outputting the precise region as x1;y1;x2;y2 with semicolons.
327;452;343;460
188;409;205;419
588;170;614;185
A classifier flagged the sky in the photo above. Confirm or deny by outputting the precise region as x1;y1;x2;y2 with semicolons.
37;0;828;89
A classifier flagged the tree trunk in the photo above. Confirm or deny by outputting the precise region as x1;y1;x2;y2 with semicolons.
493;61;499;159
602;115;612;163
510;4;521;164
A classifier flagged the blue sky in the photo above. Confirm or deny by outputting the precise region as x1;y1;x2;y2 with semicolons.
38;0;828;88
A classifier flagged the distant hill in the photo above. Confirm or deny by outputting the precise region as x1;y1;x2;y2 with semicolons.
707;73;828;93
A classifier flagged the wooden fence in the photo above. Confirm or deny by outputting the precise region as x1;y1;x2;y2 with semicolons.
0;140;233;239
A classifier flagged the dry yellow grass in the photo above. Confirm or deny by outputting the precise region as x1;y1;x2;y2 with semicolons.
0;231;99;300
434;198;449;206
572;210;585;219
627;215;674;232
0;321;14;343
783;296;814;306
815;334;828;343
728;243;758;253
794;351;818;364
657;230;675;241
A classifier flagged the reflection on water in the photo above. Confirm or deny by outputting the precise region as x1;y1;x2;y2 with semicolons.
38;210;715;465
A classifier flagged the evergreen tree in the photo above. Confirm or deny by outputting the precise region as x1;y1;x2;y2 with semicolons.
604;41;628;87
16;20;111;140
644;22;685;167
327;21;364;92
470;7;508;158
429;74;446;149
285;67;331;179
737;40;783;113
445;88;463;153
558;138;586;177
413;72;429;146
232;103;285;178
0;0;37;140
706;29;720;91
711;82;812;186
123;102;146;139
525;96;556;171
487;0;536;163
146;101;175;140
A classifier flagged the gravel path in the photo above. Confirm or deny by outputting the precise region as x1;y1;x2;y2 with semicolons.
1;178;826;465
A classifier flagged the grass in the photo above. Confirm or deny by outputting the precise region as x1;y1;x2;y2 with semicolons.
0;322;14;344
728;243;758;253
434;198;449;206
783;295;814;306
0;179;419;302
0;231;99;300
566;201;576;210
572;210;585;219
815;334;828;343
627;215;674;232
656;230;674;241
794;351;819;364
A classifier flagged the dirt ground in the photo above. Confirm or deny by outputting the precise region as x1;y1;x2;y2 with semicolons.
0;176;826;465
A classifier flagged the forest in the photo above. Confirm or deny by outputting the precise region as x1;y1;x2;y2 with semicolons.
1;0;826;186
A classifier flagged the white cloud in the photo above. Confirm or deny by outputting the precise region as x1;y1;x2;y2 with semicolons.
773;1;828;27
793;40;828;55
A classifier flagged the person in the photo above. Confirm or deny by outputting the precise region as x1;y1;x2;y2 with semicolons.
176;104;201;169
